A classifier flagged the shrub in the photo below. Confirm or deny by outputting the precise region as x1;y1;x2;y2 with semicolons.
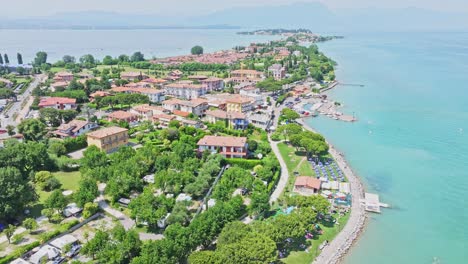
12;233;25;244
226;158;263;170
270;132;282;141
0;241;40;264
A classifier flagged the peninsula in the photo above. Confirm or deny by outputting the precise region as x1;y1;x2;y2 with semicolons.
0;30;364;264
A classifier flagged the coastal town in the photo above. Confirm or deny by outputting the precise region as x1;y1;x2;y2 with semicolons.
0;31;376;264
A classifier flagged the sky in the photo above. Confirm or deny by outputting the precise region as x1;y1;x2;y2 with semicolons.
2;0;468;18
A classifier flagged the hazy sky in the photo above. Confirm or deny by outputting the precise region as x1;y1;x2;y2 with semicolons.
3;0;468;18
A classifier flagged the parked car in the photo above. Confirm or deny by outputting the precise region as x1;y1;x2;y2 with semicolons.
66;244;82;258
53;257;66;264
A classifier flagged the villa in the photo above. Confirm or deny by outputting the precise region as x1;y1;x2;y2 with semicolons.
107;111;139;123
53;72;74;82
268;64;286;80
201;77;225;91
52;119;98;138
130;104;167;120
163;82;208;100
197;135;248;158
294;176;322;195
205;109;249;129
226;95;255;113
38;97;76;110
87;126;129;153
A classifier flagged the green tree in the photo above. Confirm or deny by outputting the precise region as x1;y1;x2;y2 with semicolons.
80;54;96;67
0;167;36;221
63;55;75;64
17;118;47;141
82;229;110;260
4;224;16;244
17;53;23;65
6;125;15;136
131;52;145;62
0;53;3;64
0;88;15;99
4;54;9;64
82;202;99;218
191;46;204;55
188;251;221;264
23;218;38;233
74;177;99;207
45;189;67;213
48;140;67;157
281;108;300;121
128;188;173;228
102;55;116;65
81;145;108;170
217;221;252;247
34;51;48;66
217;232;277;264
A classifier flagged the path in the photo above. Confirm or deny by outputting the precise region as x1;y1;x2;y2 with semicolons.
95;183;164;241
297;119;367;264
268;138;290;204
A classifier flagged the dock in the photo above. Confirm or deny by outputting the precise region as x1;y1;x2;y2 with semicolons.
360;193;389;213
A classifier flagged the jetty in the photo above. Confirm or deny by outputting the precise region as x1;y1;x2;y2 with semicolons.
360;193;389;213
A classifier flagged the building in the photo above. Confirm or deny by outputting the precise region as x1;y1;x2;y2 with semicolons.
130;104;167;120
90;91;112;101
181;119;202;128
268;64;286;80
292;85;311;97
107;111;139;123
197;135;248;158
167;70;183;80
110;86;165;103
162;98;182;112
29;245;60;264
248;113;271;129
201;77;224;91
52;119;98;138
63;203;83;217
141;78;167;87
226;95;255;113
231;69;263;79
38;97;76;110
294;176;321;195
49;234;79;252
54;72;74;82
163;82;208;100
153;113;176;127
120;72;149;81
178;98;208;116
205;109;249;129
87;126;129;153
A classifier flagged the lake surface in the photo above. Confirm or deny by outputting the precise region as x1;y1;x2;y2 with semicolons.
308;32;468;264
0;29;279;63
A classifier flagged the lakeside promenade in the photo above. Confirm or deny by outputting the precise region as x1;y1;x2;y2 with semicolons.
296;118;367;264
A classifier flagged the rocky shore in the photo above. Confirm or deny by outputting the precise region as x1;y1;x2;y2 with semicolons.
297;119;368;264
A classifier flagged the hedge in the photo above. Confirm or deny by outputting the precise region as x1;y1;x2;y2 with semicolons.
225;158;263;170
0;241;40;264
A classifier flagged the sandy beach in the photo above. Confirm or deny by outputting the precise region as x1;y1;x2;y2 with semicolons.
297;118;368;264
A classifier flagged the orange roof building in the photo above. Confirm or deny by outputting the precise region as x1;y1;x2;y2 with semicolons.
294;176;322;195
197;135;248;159
87;126;129;153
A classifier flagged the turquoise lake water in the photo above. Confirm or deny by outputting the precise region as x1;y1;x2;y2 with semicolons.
308;32;468;264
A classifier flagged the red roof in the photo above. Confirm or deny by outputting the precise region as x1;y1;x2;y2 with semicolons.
197;135;247;148
108;111;138;120
294;176;321;190
173;110;191;117
38;97;76;107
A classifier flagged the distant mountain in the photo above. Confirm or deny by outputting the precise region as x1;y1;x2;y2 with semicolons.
1;2;468;32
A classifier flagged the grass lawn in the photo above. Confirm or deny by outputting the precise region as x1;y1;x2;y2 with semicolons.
282;212;351;264
31;171;82;217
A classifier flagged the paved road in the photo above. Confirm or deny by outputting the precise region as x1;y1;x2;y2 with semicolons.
268;139;290;204
0;74;46;129
95;183;135;231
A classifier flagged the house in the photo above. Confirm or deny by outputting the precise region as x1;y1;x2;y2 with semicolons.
130;104;167;120
124;82;151;88
239;86;263;106
54;72;74;82
248;113;271;129
118;198;131;207
172;110;191;118
141;78;167;87
167;70;183;80
226;95;255;113
120;72;149;81
0;78;13;88
268;64;286;80
107;111;139;123
49;234;79;252
110;86;165;103
294;176;321;195
201;77;224;91
29;245;60;264
38;97;76;110
178;98;208;116
52;119;98;138
197;135;248;158
63;203;83;217
275;49;291;60
9;258;29;264
181;119;202;128
229;69;263;84
292;85;311;97
163;82;208;100
51;81;69;91
87;126;129;153
188;75;208;81
205;109;249;129
153;113;176;127
90;91;112;101
162;98;182;112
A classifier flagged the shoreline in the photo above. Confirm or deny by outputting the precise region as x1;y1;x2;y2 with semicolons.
297;118;368;264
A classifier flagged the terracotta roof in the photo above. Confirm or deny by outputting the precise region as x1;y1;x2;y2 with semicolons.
165;83;206;90
201;77;223;82
231;69;262;75
108;111;138;120
38;97;76;107
132;104;165;113
55;72;73;77
121;72;148;78
90;91;112;98
162;98;183;106
205;109;246;119
153;114;176;121
188;75;208;80
294;176;321;190
173;110;191;117
178;98;208;107
197;135;247;148
111;86;132;93
226;95;254;104
87;126;128;139
142;78;167;84
133;88;164;94
56;119;89;133
51;81;69;87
